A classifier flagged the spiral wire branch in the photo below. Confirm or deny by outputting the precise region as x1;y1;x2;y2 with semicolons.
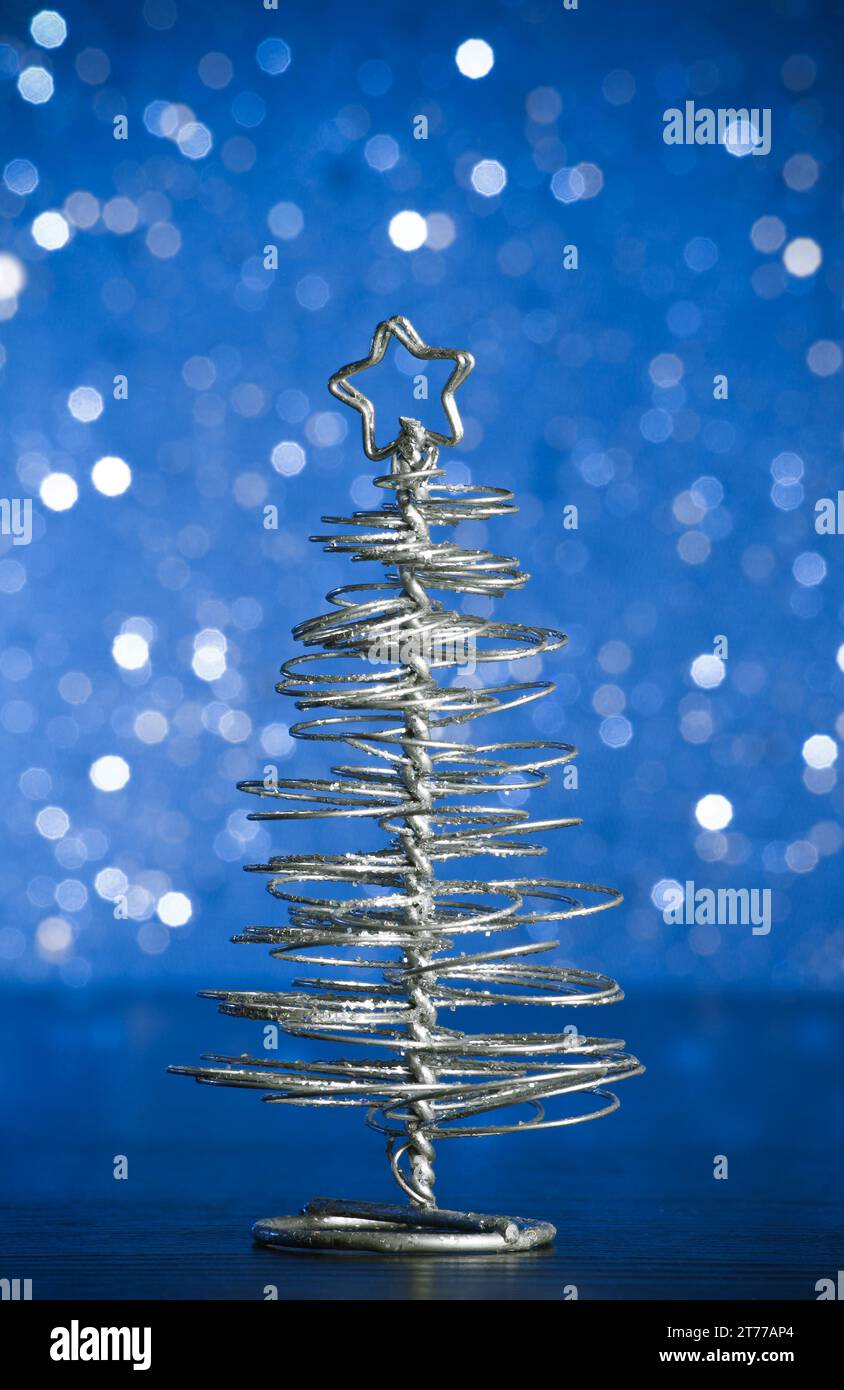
171;317;643;1253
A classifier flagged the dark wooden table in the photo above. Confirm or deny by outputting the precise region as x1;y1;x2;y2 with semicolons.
3;1192;838;1301
3;989;842;1300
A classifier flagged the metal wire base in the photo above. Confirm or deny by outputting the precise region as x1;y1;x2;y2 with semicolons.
252;1198;556;1254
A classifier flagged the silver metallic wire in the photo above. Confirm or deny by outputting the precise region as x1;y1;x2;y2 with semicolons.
171;317;643;1252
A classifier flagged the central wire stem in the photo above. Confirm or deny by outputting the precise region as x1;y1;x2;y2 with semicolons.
393;419;439;1207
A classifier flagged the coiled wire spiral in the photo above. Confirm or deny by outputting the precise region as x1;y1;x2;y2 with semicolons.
171;317;643;1254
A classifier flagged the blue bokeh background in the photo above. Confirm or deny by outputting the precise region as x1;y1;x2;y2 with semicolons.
0;0;842;1287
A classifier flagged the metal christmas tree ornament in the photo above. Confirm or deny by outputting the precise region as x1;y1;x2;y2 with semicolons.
171;315;643;1254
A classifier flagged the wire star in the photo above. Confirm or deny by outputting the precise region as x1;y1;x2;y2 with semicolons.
327;315;475;462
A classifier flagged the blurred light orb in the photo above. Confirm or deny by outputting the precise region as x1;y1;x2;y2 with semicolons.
782;54;816;90
102;198;138;237
750;214;786;253
4;159;39;195
651;878;682;911
551;166;585;203
783;153;818;191
40;472;78;511
267;200;303;239
455;38;494;79
231;91;266;128
526;86;562;123
68;386;103;422
182;355;216;390
18;66;54;104
31;10;67;47
198;51;233;89
32;211;69;250
690;475;724;510
256;37;292;75
691;654;726;689
143;100;172;137
177;122;212;159
92;456;132;496
365;134;400;172
0;252;26;300
56;879;87;911
146;221;181;258
192;629;227;681
134;709;168;744
802;734;837;769
602;68;636;105
600;715;633;748
157;891;192;927
389;210;427;251
695;794;733;831
771;451;804;482
90;755;130;792
783;237;821;277
37;916;72;955
112;632;149;671
271;440;306;476
94;867;128;900
721;119;759;156
806;340;842;377
471;159;507;196
75;47;109;84
426;212;456;250
684;236;718;272
792;551;826;587
837;644;844;673
295;274;329;311
36;805;69;839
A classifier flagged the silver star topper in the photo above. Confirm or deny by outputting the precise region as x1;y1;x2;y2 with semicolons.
328;315;475;462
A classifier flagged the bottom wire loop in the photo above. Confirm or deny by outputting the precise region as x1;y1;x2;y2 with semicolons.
252;1198;556;1254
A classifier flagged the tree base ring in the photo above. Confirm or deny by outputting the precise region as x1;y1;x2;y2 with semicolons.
252;1198;556;1254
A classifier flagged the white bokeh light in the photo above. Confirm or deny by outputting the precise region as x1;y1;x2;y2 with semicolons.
112;632;149;670
388;210;427;251
32;211;69;250
690;654;726;689
695;793;733;831
721;118;759;157
40;472;78;511
37;916;72;956
455;38;494;79
92;455;132;496
18;66;54;104
68;386;103;422
0;253;26;300
271;441;306;476
95;866;128;900
31;10;67;48
157;891;192;926
651;878;683;912
177;121;213;159
470;158;507;197
802;734;837;769
36;805;69;839
192;628;227;681
783;237;822;277
89;755;131;792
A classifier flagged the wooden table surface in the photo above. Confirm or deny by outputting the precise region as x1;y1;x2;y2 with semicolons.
3;989;842;1300
3;1193;839;1301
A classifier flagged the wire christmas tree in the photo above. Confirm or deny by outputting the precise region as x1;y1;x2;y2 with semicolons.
171;316;642;1253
